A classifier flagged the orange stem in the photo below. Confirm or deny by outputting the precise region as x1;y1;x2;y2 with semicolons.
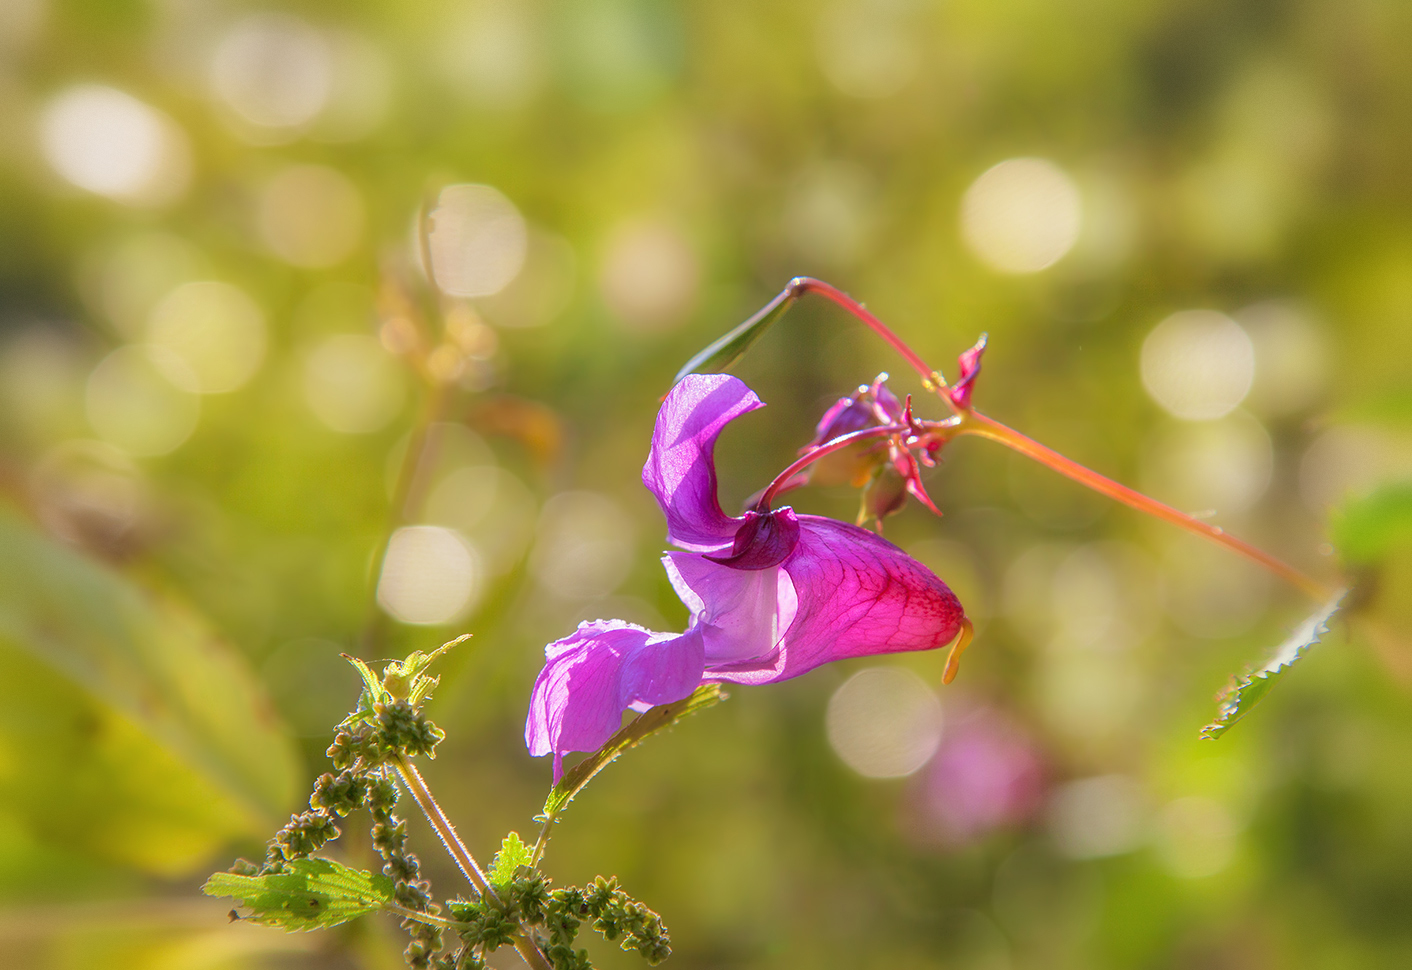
958;410;1330;601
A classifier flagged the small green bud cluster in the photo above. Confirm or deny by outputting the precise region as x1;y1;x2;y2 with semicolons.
225;661;453;968
446;873;670;969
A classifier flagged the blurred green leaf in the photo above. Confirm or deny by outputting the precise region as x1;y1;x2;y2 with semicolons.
1330;483;1412;565
1201;590;1347;740
203;858;393;931
490;832;530;888
673;288;797;383
0;509;301;880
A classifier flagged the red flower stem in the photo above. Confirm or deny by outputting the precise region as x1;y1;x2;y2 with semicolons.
958;410;1331;601
757;424;910;509
764;278;1328;600
786;278;951;397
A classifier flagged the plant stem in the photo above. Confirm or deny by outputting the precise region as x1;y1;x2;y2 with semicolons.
757;423;911;509
787;278;947;393
760;277;1331;601
958;410;1331;601
392;756;552;970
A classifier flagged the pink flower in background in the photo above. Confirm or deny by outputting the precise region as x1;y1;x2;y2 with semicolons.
911;703;1044;846
527;374;967;781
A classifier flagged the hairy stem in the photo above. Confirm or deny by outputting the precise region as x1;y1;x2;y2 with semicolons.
959;410;1331;600
393;757;552;970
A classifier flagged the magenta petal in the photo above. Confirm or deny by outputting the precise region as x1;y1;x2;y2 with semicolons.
664;552;798;665
708;515;964;685
948;334;988;410
642;374;762;553
525;620;705;782
704;507;800;570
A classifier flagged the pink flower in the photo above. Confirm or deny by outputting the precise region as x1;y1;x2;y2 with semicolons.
526;374;967;781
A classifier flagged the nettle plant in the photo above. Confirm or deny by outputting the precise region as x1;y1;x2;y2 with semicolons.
206;278;1343;970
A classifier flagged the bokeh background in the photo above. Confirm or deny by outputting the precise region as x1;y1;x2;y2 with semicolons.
3;0;1412;967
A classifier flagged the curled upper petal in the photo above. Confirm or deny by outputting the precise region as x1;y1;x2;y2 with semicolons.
526;619;705;782
707;515;964;685
642;374;763;552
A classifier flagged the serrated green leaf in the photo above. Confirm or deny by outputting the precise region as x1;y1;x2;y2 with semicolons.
203;858;394;931
1201;590;1347;739
490;832;531;887
1330;482;1412;565
673;288;798;383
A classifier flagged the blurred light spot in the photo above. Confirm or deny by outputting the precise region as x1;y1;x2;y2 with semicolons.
426;184;528;298
1162;536;1271;640
1299;425;1412;511
211;13;331;133
530;491;636;600
257;164;365;268
304;334;406;434
377;525;483;625
438;0;545;109
31;439;144;553
262;639;365;737
1047;775;1147;859
826;667;943;779
961;159;1082;274
1050;542;1160;653
915;705;1043;845
81;232;203;339
1140;310;1254;420
1237;300;1328;416
599;218;699;332
0;327;84;439
1004;543;1072;648
475;229;576;329
40;85;191;206
815;0;920;100
146;281;266;394
314;30;393;141
425;465;538;576
85;345;199;456
1143;411;1273;515
1153;796;1237;879
783;160;876;267
1036;652;1144;741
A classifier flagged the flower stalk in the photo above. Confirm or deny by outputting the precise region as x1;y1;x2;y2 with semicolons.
392;755;553;970
760;277;1331;602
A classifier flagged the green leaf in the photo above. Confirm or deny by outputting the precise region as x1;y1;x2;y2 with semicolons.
542;683;727;820
1330;482;1412;565
1201;590;1347;740
0;509;301;879
673;287;798;383
490;832;531;888
203;858;394;931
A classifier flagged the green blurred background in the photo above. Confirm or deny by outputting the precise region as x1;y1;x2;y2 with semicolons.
2;0;1412;967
